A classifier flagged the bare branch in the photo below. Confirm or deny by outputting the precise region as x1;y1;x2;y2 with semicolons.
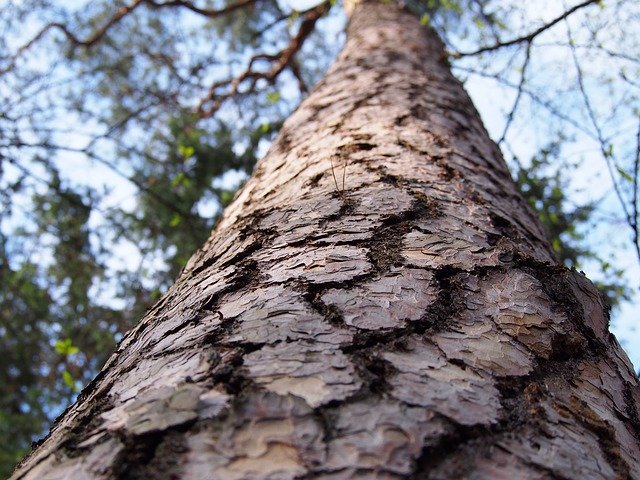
143;0;256;17
498;42;531;145
197;3;328;118
565;19;634;231
453;65;594;137
1;0;258;76
1;0;145;76
451;0;601;58
633;119;640;263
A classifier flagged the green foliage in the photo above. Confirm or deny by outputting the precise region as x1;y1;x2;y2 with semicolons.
515;143;631;309
266;91;281;104
54;339;79;356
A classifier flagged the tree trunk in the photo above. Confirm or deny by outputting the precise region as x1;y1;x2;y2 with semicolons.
12;3;640;479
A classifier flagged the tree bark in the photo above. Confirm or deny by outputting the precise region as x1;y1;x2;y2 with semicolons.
12;3;640;479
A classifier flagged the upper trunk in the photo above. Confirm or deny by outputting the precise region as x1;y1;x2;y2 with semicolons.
13;3;640;479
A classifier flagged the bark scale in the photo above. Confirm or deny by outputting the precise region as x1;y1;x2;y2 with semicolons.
13;3;640;479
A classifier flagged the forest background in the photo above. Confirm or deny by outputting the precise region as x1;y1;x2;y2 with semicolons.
0;0;639;476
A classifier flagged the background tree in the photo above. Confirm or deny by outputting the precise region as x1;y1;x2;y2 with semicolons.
0;0;639;476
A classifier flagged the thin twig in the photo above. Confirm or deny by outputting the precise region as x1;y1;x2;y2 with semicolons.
565;20;633;227
342;156;346;194
7;140;200;227
498;42;531;145
330;156;341;197
633;119;640;263
453;65;593;137
451;0;601;58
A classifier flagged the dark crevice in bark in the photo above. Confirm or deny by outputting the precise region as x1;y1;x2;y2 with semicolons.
433;155;463;182
305;171;324;187
318;197;356;226
568;396;632;480
311;407;336;459
410;190;444;216
217;235;269;271
339;266;470;355
302;283;349;330
55;394;115;458
112;433;163;480
353;353;397;395
112;427;191;480
342;328;404;354
368;198;441;274
409;421;497;479
218;223;278;269
513;254;608;356
412;265;469;334
488;212;521;243
337;141;376;154
208;348;256;396
187;212;273;276
134;258;261;362
623;383;640;450
497;358;577;417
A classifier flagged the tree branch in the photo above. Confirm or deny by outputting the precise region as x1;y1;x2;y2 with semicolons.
565;20;634;230
633;119;640;263
498;42;531;145
451;0;601;58
197;3;328;118
143;0;256;17
1;0;258;76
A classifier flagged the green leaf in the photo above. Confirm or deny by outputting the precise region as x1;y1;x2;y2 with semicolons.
178;145;195;159
169;213;182;227
54;338;79;356
266;91;281;104
473;18;486;29
260;122;270;134
420;14;430;26
62;370;75;389
219;190;235;206
171;172;190;188
617;167;634;182
440;0;462;14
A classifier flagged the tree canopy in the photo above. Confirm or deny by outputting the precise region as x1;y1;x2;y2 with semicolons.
1;0;639;476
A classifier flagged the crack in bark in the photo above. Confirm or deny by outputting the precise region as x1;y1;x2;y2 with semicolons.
568;396;632;480
409;420;497;479
112;428;191;480
513;254;608;356
623;383;640;451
